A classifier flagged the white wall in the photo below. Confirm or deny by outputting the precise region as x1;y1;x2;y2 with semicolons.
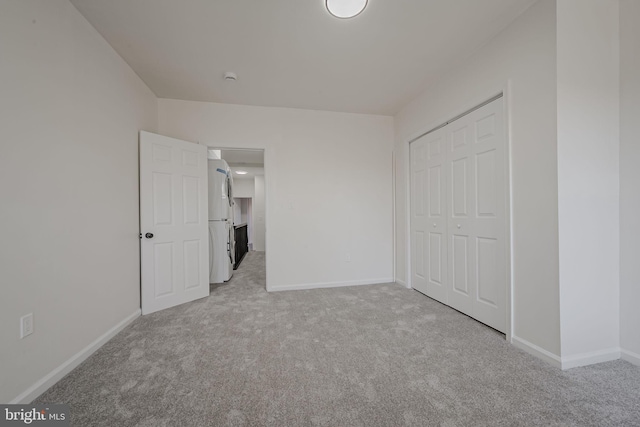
557;0;620;366
158;100;394;291
233;179;256;198
233;178;254;246
620;0;640;363
394;0;561;359
233;180;256;245
233;199;243;225
253;176;266;252
0;0;157;403
234;198;249;224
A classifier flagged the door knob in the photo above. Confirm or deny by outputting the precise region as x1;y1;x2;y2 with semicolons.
457;224;461;229
433;223;437;228
145;233;154;239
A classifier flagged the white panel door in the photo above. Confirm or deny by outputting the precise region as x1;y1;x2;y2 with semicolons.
468;100;507;332
411;129;448;303
140;131;209;315
445;99;506;332
446;112;475;316
410;136;429;295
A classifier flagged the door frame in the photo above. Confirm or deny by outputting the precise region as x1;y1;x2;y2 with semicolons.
204;146;270;291
402;83;514;342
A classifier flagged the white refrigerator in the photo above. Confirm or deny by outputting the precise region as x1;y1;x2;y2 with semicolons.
208;158;235;283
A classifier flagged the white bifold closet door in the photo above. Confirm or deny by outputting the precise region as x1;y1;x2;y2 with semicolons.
410;98;506;333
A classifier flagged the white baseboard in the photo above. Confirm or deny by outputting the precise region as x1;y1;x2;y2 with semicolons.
560;347;621;370
511;337;625;370
268;278;395;292
511;335;562;369
621;349;640;366
395;278;409;288
11;309;141;404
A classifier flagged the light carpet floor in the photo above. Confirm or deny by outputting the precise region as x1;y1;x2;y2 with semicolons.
36;251;640;426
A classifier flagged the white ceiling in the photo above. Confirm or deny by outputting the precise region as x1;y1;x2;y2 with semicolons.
229;166;264;181
220;149;264;166
70;0;537;115
219;149;264;180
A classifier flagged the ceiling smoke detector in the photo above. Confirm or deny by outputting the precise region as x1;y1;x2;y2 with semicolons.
224;72;237;81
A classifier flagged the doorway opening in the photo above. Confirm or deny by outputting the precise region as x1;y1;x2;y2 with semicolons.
207;147;266;289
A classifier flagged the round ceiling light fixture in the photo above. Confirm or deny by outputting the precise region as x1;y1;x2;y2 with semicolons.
326;0;368;19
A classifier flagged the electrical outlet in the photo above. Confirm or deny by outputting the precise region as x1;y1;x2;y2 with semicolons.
20;313;33;339
345;253;351;263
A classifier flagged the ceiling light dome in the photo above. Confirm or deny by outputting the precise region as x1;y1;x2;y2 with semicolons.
326;0;368;19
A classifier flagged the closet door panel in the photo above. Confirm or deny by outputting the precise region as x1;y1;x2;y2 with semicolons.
410;140;428;295
469;101;507;332
447;115;475;315
425;129;448;303
410;129;448;303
